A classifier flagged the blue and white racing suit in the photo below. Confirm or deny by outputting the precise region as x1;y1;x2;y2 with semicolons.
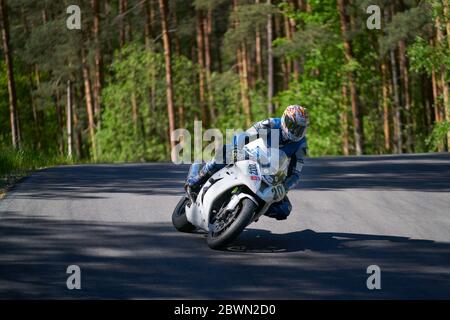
193;118;307;220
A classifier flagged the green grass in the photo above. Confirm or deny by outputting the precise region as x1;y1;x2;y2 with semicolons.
0;147;72;197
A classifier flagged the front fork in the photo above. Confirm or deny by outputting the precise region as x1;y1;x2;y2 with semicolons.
223;193;259;219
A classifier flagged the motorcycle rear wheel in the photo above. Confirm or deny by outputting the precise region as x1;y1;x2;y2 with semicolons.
207;198;256;249
172;195;196;232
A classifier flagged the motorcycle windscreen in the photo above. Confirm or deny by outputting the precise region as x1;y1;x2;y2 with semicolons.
243;138;289;176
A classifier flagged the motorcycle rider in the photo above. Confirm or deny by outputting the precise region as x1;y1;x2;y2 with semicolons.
185;105;309;220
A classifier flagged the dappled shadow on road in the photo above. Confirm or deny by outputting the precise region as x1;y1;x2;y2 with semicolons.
7;153;450;201
1;212;449;299
297;153;450;192
11;163;190;199
4;153;450;200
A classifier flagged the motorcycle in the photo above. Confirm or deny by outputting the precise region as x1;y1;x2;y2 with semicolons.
172;138;289;249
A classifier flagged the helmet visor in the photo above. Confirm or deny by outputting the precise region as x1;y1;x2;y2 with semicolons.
284;116;306;140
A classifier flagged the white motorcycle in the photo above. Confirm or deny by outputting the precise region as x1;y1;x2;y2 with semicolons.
172;138;289;249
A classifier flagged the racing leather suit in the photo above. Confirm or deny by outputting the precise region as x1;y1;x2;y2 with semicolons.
187;118;308;220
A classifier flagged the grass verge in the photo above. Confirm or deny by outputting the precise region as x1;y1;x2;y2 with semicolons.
0;148;72;198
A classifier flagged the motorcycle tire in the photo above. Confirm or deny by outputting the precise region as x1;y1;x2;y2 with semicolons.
172;195;196;232
207;198;256;249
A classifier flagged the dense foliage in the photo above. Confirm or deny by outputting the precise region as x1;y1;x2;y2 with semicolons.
1;0;449;164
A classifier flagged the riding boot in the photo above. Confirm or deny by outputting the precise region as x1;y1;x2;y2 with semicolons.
185;161;220;191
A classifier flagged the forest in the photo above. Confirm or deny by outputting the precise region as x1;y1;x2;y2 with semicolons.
1;0;450;173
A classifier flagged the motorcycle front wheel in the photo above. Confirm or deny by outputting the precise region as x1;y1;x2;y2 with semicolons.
172;195;196;232
207;198;256;249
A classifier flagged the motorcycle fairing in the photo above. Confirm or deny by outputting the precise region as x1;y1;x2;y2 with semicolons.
185;160;261;231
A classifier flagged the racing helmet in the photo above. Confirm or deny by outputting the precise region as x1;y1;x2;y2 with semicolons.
281;105;309;142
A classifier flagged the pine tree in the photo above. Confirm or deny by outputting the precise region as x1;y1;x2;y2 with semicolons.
0;0;20;149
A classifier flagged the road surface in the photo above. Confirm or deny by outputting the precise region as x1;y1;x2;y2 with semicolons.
1;153;450;299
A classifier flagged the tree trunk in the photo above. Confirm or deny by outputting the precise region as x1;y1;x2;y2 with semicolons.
240;42;252;126
295;1;307;76
247;37;256;89
276;14;289;90
178;104;185;128
34;64;43;150
289;0;300;80
305;0;312;13
158;0;177;159
119;0;127;47
390;48;402;153
41;8;48;23
341;83;350;155
381;59;391;152
398;40;412;152
337;0;364;155
233;0;252;126
443;0;450;142
168;0;185;130
81;49;97;160
422;74;433;134
92;0;102;128
435;11;449;149
267;0;274;115
255;29;263;81
255;0;263;81
125;0;132;42
144;0;156;135
284;14;293;83
131;91;138;137
0;0;20;149
431;64;441;123
236;45;251;126
73;89;83;159
440;68;449;149
436;5;450;148
196;10;207;125
130;90;146;157
143;0;151;48
443;0;450;145
23;9;39;150
28;73;40;147
204;9;216;123
150;73;156;134
171;0;181;55
144;0;155;49
443;0;450;51
67;80;73;159
383;5;401;153
55;90;64;156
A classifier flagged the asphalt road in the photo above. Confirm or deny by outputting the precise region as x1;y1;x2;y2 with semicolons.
1;153;449;299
